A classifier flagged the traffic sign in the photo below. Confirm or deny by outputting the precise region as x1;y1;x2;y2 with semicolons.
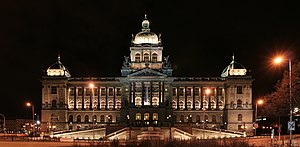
288;121;295;131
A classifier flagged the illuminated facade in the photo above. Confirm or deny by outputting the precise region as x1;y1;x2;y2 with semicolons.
41;15;254;138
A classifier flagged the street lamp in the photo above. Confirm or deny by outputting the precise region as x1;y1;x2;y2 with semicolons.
26;102;35;136
203;88;211;129
89;83;95;143
274;56;293;146
255;99;263;136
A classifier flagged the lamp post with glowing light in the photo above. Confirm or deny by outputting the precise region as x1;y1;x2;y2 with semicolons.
26;102;35;136
203;88;211;129
255;99;263;136
89;83;95;142
274;56;293;146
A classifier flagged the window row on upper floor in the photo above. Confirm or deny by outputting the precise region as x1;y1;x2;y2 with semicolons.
134;52;158;62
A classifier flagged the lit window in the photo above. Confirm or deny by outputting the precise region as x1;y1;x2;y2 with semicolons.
179;101;184;110
152;97;159;106
153;113;158;120
144;113;150;121
135;97;142;107
172;101;177;109
135;113;141;121
187;101;192;110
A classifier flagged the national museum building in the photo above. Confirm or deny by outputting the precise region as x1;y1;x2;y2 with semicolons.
41;15;254;139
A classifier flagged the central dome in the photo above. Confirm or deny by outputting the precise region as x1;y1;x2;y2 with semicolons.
132;14;160;45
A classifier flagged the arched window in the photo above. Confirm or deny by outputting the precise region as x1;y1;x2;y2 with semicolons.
212;115;216;123
68;115;73;122
93;115;97;122
180;115;184;123
52;100;57;108
179;101;184;110
172;101;177;109
196;115;200;123
100;115;105;123
230;101;234;108
152;97;159;107
135;113;141;121
237;99;243;108
144;53;149;62
195;101;200;110
135;97;142;107
77;115;81;122
188;115;192;123
152;53;158;62
85;115;89;123
135;53;140;62
238;114;243;121
187;101;192;110
144;113;150;121
108;115;112;123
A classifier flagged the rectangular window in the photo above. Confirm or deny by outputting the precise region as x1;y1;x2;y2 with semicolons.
85;88;91;96
51;86;57;94
78;88;83;95
116;87;121;96
179;88;184;96
100;88;106;96
237;86;243;94
172;88;177;96
194;87;200;96
69;88;74;96
217;88;223;96
108;87;114;96
186;87;192;96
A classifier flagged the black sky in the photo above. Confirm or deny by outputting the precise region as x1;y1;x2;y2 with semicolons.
0;1;300;119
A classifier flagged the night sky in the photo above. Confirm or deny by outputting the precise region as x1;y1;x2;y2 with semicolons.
1;1;300;119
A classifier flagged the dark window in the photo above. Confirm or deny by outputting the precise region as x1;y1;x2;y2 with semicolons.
108;88;114;96
68;115;73;122
101;88;106;96
69;88;74;96
238;114;242;121
51;86;57;94
135;53;140;62
77;115;81;122
52;100;57;108
100;115;105;123
237;86;243;94
194;87;200;96
212;115;216;123
186;88;192;96
180;115;184;123
93;115;97;122
172;88;177;96
179;88;184;96
144;53;149;62
152;53;157;62
196;115;200;123
85;115;89;123
78;88;83;95
85;88;91;96
217;88;223;96
116;87;121;96
108;115;112;123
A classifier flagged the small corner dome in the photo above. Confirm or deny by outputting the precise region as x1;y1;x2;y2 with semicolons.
132;14;160;45
221;55;247;77
46;56;71;77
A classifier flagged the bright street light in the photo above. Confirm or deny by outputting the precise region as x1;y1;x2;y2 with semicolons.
89;83;95;144
273;56;293;146
255;99;263;136
26;102;35;136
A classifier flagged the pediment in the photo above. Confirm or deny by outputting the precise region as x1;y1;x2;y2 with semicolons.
128;68;167;77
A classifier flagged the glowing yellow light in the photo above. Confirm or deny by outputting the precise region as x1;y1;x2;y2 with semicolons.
89;83;95;88
26;102;31;107
257;99;263;105
205;88;211;95
274;57;283;64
